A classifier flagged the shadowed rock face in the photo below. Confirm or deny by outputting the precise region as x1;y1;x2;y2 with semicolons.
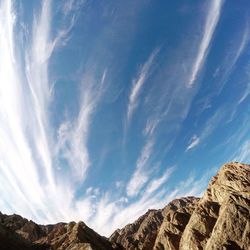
0;213;118;250
0;162;249;249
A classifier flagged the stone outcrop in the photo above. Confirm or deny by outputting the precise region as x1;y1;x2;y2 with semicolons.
110;162;250;250
179;162;250;250
154;197;199;250
110;209;164;249
0;162;249;249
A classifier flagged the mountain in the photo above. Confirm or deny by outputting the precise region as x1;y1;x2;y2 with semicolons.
0;162;249;249
109;196;199;249
0;212;118;250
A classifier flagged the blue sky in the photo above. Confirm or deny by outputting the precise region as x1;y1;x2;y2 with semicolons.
0;0;250;236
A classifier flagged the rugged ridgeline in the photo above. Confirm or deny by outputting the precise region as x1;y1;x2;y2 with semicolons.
0;162;249;250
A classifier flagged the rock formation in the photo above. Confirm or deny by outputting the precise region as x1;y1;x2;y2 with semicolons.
110;162;250;249
153;197;199;249
0;162;249;249
109;209;164;249
179;162;250;250
0;213;117;250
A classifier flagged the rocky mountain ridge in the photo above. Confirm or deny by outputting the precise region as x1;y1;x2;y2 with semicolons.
0;162;249;249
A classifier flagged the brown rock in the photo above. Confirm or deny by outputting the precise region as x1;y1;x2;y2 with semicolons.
110;162;250;250
110;209;163;249
154;197;199;250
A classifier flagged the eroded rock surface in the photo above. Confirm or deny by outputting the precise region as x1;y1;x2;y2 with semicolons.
110;209;164;249
154;197;199;250
179;162;250;250
110;162;250;250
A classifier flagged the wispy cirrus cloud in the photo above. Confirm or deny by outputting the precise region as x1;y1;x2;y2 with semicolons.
215;18;250;94
144;167;174;195
188;0;223;86
238;82;250;104
233;140;250;163
237;61;250;105
231;20;250;68
126;138;155;197
186;135;200;151
62;0;84;15
25;0;56;187
127;49;159;123
57;70;107;181
186;107;226;151
142;1;224;140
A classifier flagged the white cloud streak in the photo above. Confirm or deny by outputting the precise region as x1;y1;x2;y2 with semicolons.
57;70;107;181
233;140;250;163
62;0;85;15
215;19;250;93
145;167;174;195
186;135;200;151
126;139;154;197
186;107;227;152
25;0;56;187
238;83;250;104
127;49;159;123
188;0;223;86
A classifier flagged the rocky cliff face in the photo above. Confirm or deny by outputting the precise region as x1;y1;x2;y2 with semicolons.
0;162;249;249
179;162;250;250
109;209;164;249
153;197;199;250
109;162;250;250
109;197;200;250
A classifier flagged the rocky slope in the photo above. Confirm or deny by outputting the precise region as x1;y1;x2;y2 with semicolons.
109;208;164;249
0;212;118;250
110;162;250;250
179;162;250;250
109;197;200;250
0;162;249;249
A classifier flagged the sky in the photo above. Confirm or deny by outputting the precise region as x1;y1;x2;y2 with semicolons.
0;0;250;236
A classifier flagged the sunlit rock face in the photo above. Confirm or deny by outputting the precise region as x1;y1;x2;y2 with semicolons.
180;163;250;250
110;162;250;250
154;197;199;250
109;208;164;249
0;162;249;249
